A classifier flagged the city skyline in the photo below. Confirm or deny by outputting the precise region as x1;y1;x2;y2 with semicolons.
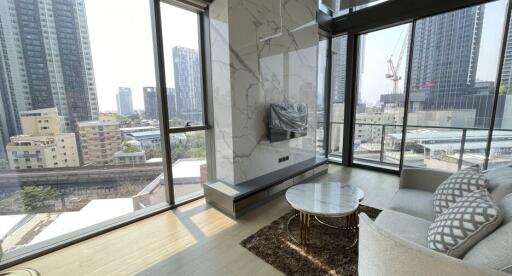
84;0;200;112
355;0;506;107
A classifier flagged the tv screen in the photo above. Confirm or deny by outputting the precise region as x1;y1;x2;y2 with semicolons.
268;103;308;143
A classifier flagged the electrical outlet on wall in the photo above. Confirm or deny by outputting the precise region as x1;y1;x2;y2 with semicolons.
278;156;290;163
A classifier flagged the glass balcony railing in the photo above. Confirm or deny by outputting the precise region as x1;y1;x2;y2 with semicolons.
329;122;512;172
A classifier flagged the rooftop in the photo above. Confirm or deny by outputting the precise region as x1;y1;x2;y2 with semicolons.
19;108;58;116
120;126;158;133
172;158;206;179
29;198;134;245
126;131;161;139
77;121;120;127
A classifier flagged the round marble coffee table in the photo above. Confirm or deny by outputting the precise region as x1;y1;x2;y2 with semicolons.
285;182;365;246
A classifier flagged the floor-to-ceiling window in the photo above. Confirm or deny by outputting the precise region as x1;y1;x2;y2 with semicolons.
489;8;512;169
0;0;211;266
353;24;411;170
327;0;511;173
316;36;329;157
403;0;508;172
328;34;347;160
159;2;210;203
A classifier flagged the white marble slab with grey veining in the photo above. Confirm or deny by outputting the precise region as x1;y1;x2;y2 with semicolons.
209;0;319;185
285;182;365;217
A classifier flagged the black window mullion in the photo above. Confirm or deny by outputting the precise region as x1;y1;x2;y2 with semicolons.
150;0;175;205
321;34;332;159
342;32;357;166
484;0;512;169
399;21;417;172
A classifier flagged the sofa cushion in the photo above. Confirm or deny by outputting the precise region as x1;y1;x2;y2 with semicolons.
388;189;435;221
463;194;512;272
433;165;488;217
484;164;512;203
375;209;431;247
427;190;503;258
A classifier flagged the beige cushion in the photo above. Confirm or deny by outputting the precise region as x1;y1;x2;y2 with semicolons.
463;194;512;272
433;165;488;217
375;209;431;247
389;189;435;221
427;190;503;258
484;165;512;203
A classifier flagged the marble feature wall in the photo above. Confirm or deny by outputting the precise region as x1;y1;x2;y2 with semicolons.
210;0;319;185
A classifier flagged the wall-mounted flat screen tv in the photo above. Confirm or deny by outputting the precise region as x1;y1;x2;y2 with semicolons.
268;103;308;143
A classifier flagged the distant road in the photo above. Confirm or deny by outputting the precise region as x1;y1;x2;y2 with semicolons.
0;164;163;187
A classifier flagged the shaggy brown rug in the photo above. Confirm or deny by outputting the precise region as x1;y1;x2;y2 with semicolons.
240;205;381;276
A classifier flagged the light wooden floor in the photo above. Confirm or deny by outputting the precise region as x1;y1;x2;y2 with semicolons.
7;165;399;276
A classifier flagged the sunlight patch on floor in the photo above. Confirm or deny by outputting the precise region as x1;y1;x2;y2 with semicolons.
190;207;237;237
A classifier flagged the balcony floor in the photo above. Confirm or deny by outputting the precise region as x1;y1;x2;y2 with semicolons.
6;165;399;276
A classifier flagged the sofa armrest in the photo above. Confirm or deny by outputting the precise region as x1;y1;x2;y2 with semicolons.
358;213;504;276
399;168;452;193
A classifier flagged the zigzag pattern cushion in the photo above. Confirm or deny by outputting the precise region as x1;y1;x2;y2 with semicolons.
427;189;503;257
433;166;488;217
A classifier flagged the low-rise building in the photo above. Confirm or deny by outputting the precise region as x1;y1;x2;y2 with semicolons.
78;121;122;165
7;133;80;170
5;108;79;170
113;141;146;165
126;131;161;151
354;111;397;143
98;112;119;123
113;151;146;165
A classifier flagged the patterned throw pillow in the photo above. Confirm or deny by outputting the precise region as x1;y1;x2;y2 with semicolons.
427;190;503;257
433;166;488;217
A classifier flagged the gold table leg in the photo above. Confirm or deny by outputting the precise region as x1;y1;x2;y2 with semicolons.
287;209;359;248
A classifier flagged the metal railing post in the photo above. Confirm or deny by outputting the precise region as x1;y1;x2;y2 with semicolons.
458;129;467;170
380;125;385;162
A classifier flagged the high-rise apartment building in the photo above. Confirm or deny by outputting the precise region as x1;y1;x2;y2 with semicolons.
143;87;178;121
0;0;98;142
409;6;484;110
167;88;178;120
143;87;158;120
172;47;202;123
116;87;134;116
500;16;512;94
332;36;347;103
77;120;122;165
5;108;80;170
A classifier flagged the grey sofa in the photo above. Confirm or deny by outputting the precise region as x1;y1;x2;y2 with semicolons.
358;166;512;276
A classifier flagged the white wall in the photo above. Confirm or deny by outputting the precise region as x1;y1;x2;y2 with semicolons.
210;0;319;185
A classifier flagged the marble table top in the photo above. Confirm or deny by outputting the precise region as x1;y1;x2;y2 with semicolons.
285;182;365;217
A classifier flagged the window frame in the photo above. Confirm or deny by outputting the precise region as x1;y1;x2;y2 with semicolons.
324;0;512;174
153;0;215;205
0;0;215;269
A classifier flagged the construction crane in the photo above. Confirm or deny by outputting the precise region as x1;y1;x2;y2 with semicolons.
385;26;410;94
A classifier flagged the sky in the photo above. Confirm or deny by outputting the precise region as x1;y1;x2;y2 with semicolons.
356;0;507;106
84;0;199;112
84;0;508;111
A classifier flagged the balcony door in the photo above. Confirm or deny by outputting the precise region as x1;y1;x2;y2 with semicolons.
352;24;411;171
159;2;211;203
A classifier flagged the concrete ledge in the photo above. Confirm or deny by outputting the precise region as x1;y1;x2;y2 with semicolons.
205;157;328;218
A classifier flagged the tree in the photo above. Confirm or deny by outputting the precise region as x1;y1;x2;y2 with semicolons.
190;147;206;158
499;84;508;95
122;142;141;153
21;186;58;212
